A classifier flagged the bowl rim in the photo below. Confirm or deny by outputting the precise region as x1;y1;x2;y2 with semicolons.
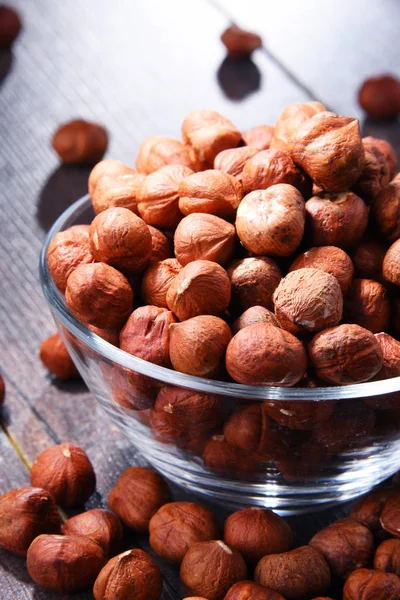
39;194;400;402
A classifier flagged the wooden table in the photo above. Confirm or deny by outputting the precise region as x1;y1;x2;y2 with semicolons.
1;0;399;597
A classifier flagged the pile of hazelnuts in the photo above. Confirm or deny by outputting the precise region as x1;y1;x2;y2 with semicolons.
1;440;400;599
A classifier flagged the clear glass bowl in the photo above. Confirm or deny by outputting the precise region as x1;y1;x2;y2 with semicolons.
40;195;400;514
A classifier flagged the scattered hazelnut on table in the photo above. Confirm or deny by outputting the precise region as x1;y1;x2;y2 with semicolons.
344;278;390;333
166;259;231;321
169;315;232;377
180;539;248;600
308;323;383;384
182;109;241;167
242;148;312;197
270;101;326;151
214;146;260;181
289;245;354;293
202;434;261;477
242;124;274;150
351;238;386;280
30;442;96;507
381;494;400;537
46;224;94;293
358;74;400;120
231;305;280;334
0;5;21;47
137;164;194;229
350;488;398;532
220;24;262;58
178;169;243;220
273;268;343;336
52;119;108;165
352;136;392;202
309;517;375;579
228;256;282;314
149;501;219;564
62;508;123;559
224;581;286;600
224;507;293;564
39;332;80;380
65;262;133;328
27;534;105;592
305;191;368;249
108;467;170;533
373;181;400;242
343;567;400;600
236;184;305;256
141;258;182;308
93;548;163;600
136;135;200;174
254;546;331;600
375;538;400;575
226;323;307;386
174;213;236;266
0;487;61;556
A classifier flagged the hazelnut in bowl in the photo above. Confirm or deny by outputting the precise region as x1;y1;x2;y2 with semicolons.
40;111;400;514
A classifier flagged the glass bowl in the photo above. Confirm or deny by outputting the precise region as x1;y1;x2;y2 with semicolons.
40;195;400;514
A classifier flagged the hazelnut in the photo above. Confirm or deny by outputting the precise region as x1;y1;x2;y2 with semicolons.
352;136;391;202
203;434;261;477
0;372;4;407
182;109;241;167
224;508;293;564
350;488;398;532
228;257;282;314
226;323;307;386
236;184;305;256
375;539;400;575
65;262;133;328
242;149;311;197
91;170;145;216
166;260;231;321
270;102;326;151
224;581;286;600
308;324;383;384
87;324;120;346
52;119;108;165
273;268;343;336
275;437;332;482
149;501;219;564
344;279;390;333
169;315;232;378
142;258;182;308
0;5;21;47
305;191;368;249
312;400;376;453
27;534;105;592
373;181;400;242
310;518;374;578
136;135;199;174
214;146;260;181
174;213;236;266
47;224;94;293
232;306;280;334
30;442;96;507
220;25;262;57
358;74;400;120
351;238;386;280
254;546;331;600
242;124;274;150
374;333;400;382
148;225;173;264
290;111;365;191
150;385;224;453
0;487;61;556
180;540;248;600
88;159;136;197
137;164;194;229
383;239;400;286
40;332;80;380
89;207;152;273
62;508;123;559
264;397;334;431
108;467;170;533
372;138;398;180
93;548;162;600
343;568;400;600
381;494;400;537
289;245;354;293
178;169;243;220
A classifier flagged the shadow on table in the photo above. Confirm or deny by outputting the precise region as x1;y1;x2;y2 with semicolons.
361;117;400;155
217;56;261;101
0;49;12;87
36;165;90;232
51;378;88;395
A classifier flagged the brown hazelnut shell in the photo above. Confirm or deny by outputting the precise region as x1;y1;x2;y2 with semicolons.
373;181;400;242
232;306;280;334
350;488;398;532
228;257;282;314
270;102;326;151
136;135;199;174
148;225;174;265
344;279;390;333
203;434;261;478
289;245;354;293
343;567;400;600
383;239;400;286
91;171;145;216
242;124;274;150
358;75;400;120
374;538;400;575
224;581;286;600
220;25;262;57
174;213;236;266
52;119;108;165
62;508;123;559
0;5;21;47
381;494;400;537
214;146;260;181
141;259;182;308
350;238;386;280
178;169;243;220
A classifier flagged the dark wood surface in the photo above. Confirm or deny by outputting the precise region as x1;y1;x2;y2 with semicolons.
0;0;399;598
